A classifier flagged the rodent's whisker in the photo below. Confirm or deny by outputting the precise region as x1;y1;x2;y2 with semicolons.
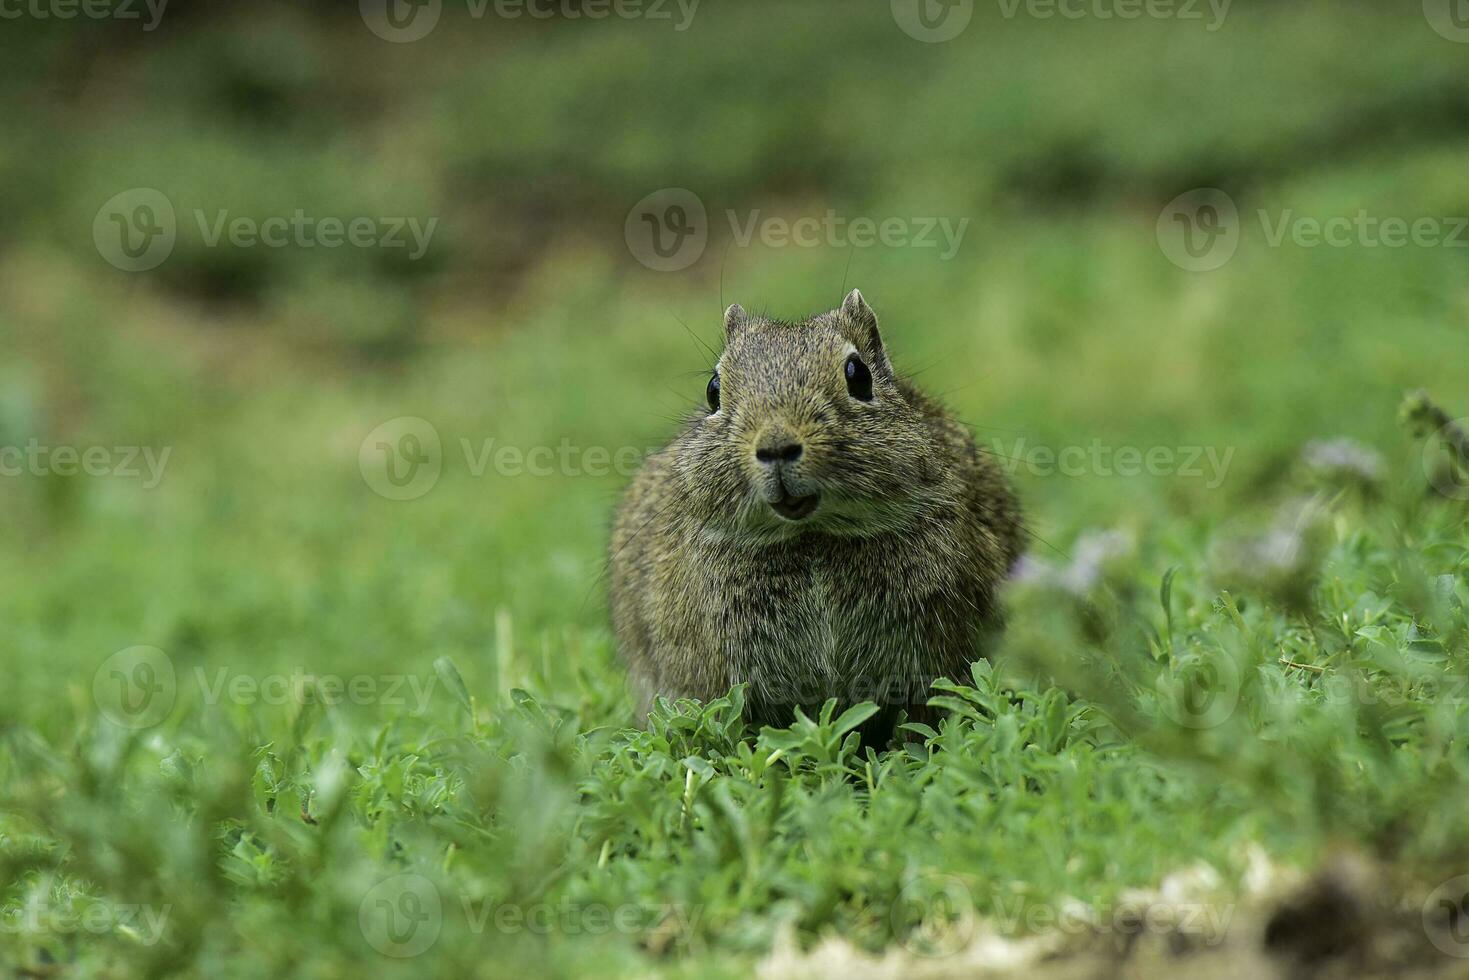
669;312;719;368
974;445;1029;465
1020;526;1073;562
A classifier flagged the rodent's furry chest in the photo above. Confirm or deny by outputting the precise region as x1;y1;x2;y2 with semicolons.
702;529;971;714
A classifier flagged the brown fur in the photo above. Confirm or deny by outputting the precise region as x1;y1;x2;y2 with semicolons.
610;290;1023;746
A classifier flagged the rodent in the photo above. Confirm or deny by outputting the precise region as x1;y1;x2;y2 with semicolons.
610;290;1024;747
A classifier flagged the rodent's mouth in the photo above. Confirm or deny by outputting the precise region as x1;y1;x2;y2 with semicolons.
770;491;820;522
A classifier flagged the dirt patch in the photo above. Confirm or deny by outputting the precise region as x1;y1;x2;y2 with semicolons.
759;857;1469;980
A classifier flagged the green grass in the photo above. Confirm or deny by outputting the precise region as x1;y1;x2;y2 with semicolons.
5;1;1469;976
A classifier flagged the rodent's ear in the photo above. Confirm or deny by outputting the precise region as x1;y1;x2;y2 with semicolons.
840;289;889;368
723;303;747;341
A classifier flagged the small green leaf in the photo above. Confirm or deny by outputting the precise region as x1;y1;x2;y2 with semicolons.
1160;565;1178;652
831;702;880;736
434;656;474;714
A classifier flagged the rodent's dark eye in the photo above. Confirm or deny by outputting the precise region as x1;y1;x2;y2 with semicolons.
706;372;720;412
845;354;873;401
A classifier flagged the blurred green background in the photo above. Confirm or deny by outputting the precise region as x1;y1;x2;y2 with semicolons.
5;0;1468;727
4;1;1469;975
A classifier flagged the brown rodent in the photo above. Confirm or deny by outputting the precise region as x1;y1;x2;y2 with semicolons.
610;290;1023;747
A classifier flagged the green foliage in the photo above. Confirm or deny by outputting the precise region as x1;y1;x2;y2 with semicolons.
5;470;1469;976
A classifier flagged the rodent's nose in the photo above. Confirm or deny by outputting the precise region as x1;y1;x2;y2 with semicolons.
755;441;803;465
